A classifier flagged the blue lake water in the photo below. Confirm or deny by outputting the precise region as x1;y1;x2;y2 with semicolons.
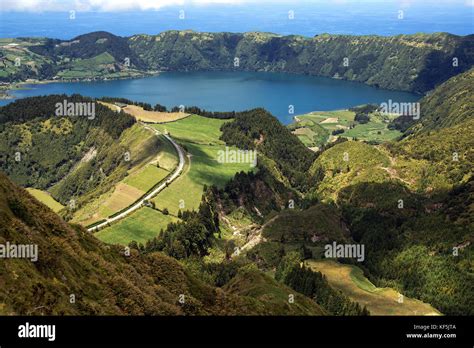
1;71;420;124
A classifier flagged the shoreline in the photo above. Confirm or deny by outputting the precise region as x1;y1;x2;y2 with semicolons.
0;70;160;100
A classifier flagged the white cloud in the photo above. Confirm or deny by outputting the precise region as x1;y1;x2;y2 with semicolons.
0;0;246;12
0;0;471;12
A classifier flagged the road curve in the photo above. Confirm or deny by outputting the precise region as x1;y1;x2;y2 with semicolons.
88;126;185;232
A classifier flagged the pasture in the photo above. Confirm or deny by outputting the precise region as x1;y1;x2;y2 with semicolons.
150;116;255;215
123;105;190;123
306;259;441;316
26;188;64;213
95;207;178;245
293;109;402;144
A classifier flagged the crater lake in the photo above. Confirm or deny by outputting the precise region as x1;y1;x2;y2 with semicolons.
2;71;421;124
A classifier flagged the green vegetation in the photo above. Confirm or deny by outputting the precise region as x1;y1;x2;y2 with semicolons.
221;108;317;191
288;117;329;147
0;95;181;227
306;260;441;315
129;31;472;93
0;32;148;83
0;95;135;195
96;114;254;246
150;115;255;214
0;171;327;315
245;204;351;269
276;253;370;315
222;264;326;315
302;75;474;315
2;31;472;94
405;68;474;134
310;140;391;201
154;114;228;145
26;188;64;213
95;207;178;245
290;108;403;147
0;61;472;317
123;165;170;192
143;194;219;259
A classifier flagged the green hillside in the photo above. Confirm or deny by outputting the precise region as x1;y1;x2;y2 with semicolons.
220;108;317;191
0;95;177;225
129;31;473;93
0;32;149;82
0;171;327;315
409;68;474;134
1;31;473;94
303;72;474;315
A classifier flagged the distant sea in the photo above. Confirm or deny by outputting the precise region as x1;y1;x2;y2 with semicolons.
0;1;473;39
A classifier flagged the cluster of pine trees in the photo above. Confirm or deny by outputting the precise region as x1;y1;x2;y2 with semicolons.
220;108;317;191
141;193;219;259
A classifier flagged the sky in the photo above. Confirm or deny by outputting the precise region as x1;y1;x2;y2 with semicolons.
0;0;472;38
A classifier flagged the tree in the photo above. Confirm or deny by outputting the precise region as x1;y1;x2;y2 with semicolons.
154;103;167;112
354;113;370;124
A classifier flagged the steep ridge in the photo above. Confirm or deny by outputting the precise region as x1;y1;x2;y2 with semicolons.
1;31;473;93
304;72;473;315
129;31;473;93
0;171;326;315
409;68;474;134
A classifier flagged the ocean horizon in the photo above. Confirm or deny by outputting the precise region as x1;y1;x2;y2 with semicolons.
1;1;473;39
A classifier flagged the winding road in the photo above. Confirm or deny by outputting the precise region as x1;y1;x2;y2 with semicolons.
88;125;185;232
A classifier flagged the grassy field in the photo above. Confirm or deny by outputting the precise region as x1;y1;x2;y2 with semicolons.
98;183;143;215
291;109;402;146
71;126;178;226
154;136;179;171
289;123;329;148
123;165;169;192
150;115;254;215
95;114;252;244
123;105;190;123
306;259;441;316
153;115;228;145
95;207;178;245
72;182;144;226
343;122;402;142
0;39;53;78
26;188;64;213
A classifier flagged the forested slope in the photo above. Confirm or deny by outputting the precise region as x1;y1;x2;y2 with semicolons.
2;31;473;93
129;31;473;93
0;171;327;315
305;71;474;315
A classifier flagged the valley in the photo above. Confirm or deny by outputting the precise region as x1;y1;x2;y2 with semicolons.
96;113;255;244
1;2;474;346
0;32;472;319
